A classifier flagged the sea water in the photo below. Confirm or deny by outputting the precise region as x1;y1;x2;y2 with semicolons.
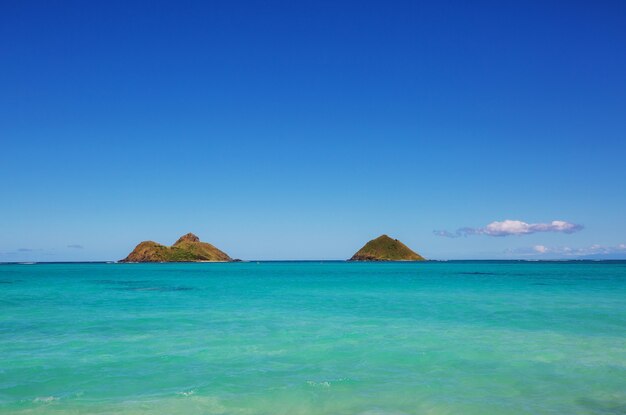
0;261;625;414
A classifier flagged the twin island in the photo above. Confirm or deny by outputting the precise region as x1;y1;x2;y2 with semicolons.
120;233;425;263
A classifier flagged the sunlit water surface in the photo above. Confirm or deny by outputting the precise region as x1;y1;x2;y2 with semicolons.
1;261;625;414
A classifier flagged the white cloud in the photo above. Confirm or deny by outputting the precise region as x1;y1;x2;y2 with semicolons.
485;220;533;236
435;219;583;238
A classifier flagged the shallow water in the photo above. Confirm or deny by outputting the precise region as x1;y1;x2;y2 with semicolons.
1;261;625;414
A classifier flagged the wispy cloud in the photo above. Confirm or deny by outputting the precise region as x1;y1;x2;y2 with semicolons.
508;244;626;257
1;248;45;257
434;220;583;238
67;244;84;249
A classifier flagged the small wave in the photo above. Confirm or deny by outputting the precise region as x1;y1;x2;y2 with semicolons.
176;390;196;397
306;380;331;388
94;279;193;292
115;286;194;292
94;279;153;285
34;396;59;403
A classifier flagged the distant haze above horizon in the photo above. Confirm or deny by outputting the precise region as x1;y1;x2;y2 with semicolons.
1;1;625;261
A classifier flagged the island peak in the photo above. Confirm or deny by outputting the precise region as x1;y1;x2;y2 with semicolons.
174;232;200;245
120;233;232;263
349;235;425;261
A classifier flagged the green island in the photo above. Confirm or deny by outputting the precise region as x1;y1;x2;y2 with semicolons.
120;233;232;263
349;234;425;261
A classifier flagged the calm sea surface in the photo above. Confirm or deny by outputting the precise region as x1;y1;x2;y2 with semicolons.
1;261;625;414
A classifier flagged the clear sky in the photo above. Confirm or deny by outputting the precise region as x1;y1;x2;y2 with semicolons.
1;1;625;261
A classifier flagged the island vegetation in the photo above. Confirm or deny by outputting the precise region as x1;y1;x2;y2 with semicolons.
120;233;232;262
349;235;425;261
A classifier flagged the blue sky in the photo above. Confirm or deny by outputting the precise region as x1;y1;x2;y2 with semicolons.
1;0;625;261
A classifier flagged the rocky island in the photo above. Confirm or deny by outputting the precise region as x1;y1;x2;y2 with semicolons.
120;233;232;262
349;234;425;261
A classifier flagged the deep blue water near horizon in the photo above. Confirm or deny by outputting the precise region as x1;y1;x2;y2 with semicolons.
1;262;625;414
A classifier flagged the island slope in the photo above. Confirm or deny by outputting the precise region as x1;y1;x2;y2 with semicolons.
120;233;232;262
349;235;425;261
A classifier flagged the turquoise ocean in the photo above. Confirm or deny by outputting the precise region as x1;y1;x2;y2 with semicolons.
1;261;625;414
